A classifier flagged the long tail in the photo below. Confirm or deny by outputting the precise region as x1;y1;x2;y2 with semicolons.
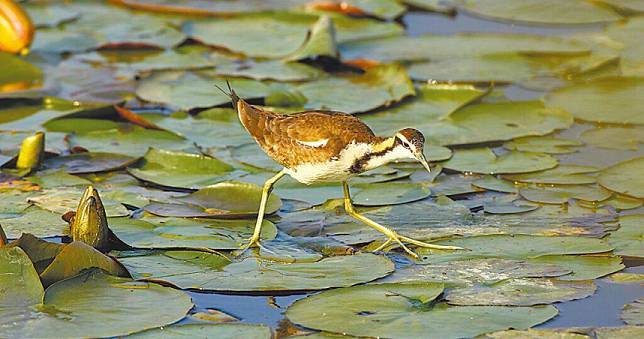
214;80;240;108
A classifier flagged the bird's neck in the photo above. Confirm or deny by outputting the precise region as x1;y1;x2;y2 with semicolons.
351;137;407;173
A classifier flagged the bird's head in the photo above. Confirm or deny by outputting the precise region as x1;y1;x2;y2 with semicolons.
394;128;432;174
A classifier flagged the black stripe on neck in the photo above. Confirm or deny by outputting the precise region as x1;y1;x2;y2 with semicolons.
349;144;396;174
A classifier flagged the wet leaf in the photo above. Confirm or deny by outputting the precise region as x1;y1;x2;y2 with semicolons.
519;185;612;204
24;3;80;28
26;171;91;188
128;323;272;339
286;15;338;61
0;52;42;90
68;124;196;157
483;200;538;214
146;181;281;218
340;33;590;63
528;255;624;281
0;246;43;306
580;126;644;151
28;188;128;217
0;206;68;239
136;72;271;111
446;278;596;306
545;77;644;125
443;148;558;174
621;298;643;326
418;234;613;264
423;101;573;146
127;148;240;190
0;269;193;338
108;216;277;250
384;258;570;286
472;176;517;193
120;251;394;292
597;157;644;198
296;64;414;113
352;182;431;206
215;60;323;82
42;152;137;174
504;136;583;154
286;282;558;339
504;165;598;185
607;214;643;258
459;0;621;25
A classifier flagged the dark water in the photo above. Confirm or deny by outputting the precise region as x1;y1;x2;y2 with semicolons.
181;10;643;335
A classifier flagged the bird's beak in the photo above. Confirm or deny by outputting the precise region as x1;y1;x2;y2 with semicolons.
416;152;432;175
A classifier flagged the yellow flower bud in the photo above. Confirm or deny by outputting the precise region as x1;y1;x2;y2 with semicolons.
0;0;34;55
16;131;44;169
71;186;110;251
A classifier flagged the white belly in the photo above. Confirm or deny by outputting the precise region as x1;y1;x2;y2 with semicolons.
285;142;371;185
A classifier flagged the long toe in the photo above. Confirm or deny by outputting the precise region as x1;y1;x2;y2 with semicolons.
398;235;464;251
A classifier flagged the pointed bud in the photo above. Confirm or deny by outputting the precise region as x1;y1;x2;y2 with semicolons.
16;131;44;169
0;0;34;55
70;186;110;251
0;224;7;246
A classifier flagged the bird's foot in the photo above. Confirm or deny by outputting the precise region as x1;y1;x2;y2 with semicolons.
236;236;261;256
372;232;463;259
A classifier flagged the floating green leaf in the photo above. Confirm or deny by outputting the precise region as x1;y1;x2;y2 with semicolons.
215;60;323;81
504;136;583;154
286;15;338;61
0;270;193;338
545;77;644;125
472;176;517;193
528;255;624;281
504;165;598;185
121;251;393;292
129;323;272;339
0;207;69;239
42;152;137;174
459;0;621;25
607;214;643;258
0;52;43;90
580;126;644;150
598;157;644;198
108;216;277;250
352;182;431;206
0;246;43;306
28;188;129;217
286;282;558;339
519;185;611;204
128;148;240;190
443;148;558;174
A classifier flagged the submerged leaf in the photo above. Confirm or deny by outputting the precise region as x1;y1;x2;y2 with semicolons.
622;298;643;326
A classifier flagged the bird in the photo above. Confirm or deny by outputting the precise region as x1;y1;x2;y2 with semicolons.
217;82;462;258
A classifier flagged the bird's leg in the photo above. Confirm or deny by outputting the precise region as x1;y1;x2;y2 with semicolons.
239;169;287;252
342;181;462;258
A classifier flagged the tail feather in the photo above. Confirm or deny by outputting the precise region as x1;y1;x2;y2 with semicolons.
214;80;240;108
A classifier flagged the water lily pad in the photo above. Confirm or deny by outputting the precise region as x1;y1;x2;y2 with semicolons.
42;152;137;174
361;84;489;134
472;176;517;193
504;136;583;154
0;52;43;90
446;278;596;306
622;298;643;326
504;165;598;185
108;216;277;250
128;148;240;190
385;258;571;286
128;323;272;339
608;273;644;284
141;109;253;149
231;143;283;171
459;0;621;25
545;77;644;125
418;234;613;264
443;148;558;174
483;200;539;214
597;157;644;198
423;100;573;146
600;194;643;211
68;124;196;157
25;3;81;27
607;214;643;258
189;12;401;58
146;181;281;218
340;33;590;63
0;246;43;306
26;171;92;188
215;60;323;81
296;64;414;113
481;328;592;338
595;326;644;339
0;207;69;239
120;251;394;292
136;71;271;111
528;255;625;281
580;126;644;150
286;15;338;61
28;188;129;217
519;185;612;204
352;182;431;206
286;282;558;339
0;269;193;338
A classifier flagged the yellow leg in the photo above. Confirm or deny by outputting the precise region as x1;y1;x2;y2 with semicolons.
239;169;287;252
342;181;462;258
